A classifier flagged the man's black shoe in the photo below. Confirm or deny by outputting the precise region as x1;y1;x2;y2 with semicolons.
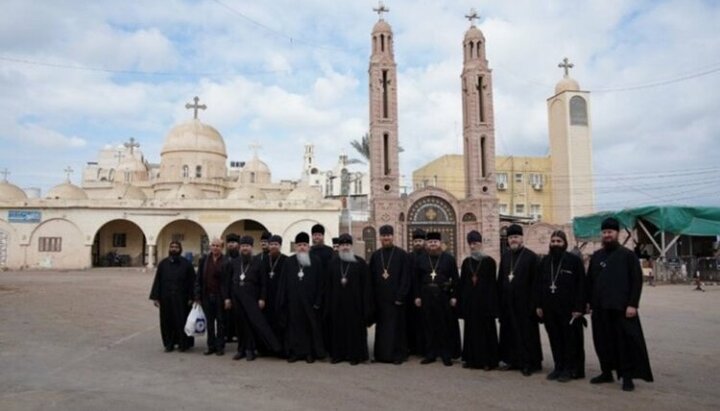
622;378;635;392
233;352;245;361
420;357;435;365
546;369;561;380
590;373;614;384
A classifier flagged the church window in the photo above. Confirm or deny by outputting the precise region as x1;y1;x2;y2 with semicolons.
250;172;256;184
195;165;202;178
477;75;485;122
570;96;588;126
382;70;389;118
124;171;131;182
182;165;189;178
480;136;487;177
470;41;475;59
39;237;62;252
380;34;385;52
108;169;115;181
383;133;390;175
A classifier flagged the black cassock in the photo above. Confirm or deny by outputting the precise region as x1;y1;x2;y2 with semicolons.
369;246;411;363
277;255;326;359
588;245;653;382
149;256;196;350
310;244;335;349
221;256;281;354
536;252;586;377
406;250;427;356
498;247;543;370
255;252;287;356
414;251;459;361
457;255;500;369
223;254;240;343
326;256;373;363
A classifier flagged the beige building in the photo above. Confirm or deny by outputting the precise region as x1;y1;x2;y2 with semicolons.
412;58;593;226
0;103;341;270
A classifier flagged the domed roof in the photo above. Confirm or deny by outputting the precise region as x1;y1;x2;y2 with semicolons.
0;180;27;201
555;77;580;94
464;25;485;41
46;182;88;200
161;183;205;200
226;186;266;200
106;184;147;200
161;119;227;158
118;155;148;173
286;185;323;201
373;19;392;34
243;155;271;174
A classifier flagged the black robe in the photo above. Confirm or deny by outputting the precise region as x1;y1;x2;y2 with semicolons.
310;244;335;349
255;252;287;355
276;255;326;359
414;251;460;361
587;245;653;382
223;253;240;343
457;255;499;369
221;256;281;354
149;256;196;350
536;251;586;377
406;249;427;356
369;246;412;363
498;246;543;370
326;255;373;363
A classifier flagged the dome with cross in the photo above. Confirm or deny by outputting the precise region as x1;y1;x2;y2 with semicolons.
555;57;580;94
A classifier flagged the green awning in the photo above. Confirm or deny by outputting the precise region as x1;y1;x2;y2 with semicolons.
573;206;720;239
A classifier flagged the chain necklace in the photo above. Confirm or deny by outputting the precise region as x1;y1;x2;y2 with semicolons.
470;256;483;286
508;247;525;283
428;253;442;282
549;255;565;294
239;259;250;283
340;261;352;286
380;246;395;280
268;254;280;279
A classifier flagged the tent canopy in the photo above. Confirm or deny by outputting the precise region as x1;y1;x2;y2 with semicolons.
573;206;720;240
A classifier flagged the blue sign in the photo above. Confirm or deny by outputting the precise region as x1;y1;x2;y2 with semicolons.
8;210;42;223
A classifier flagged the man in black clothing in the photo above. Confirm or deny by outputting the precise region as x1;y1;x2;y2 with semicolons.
331;237;340;253
535;230;586;382
309;223;334;349
276;232;326;363
194;238;227;356
498;224;542;376
223;235;280;361
257;231;271;263
223;233;241;344
369;225;411;364
149;241;196;352
258;234;287;357
457;230;499;370
406;228;426;356
588;218;653;392
414;232;459;366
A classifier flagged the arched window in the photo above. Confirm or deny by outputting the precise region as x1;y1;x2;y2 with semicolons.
182;165;189;178
195;165;202;178
570;96;588;126
250;172;256;184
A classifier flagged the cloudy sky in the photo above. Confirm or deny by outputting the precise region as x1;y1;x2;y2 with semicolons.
1;0;718;211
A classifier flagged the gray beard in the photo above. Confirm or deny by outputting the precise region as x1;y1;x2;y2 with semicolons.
339;251;357;263
296;252;311;267
471;251;485;261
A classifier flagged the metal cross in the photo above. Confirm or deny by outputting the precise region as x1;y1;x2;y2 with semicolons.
124;137;140;154
64;166;74;181
185;96;207;120
558;57;574;77
0;168;9;181
465;8;480;26
373;1;389;19
249;142;262;157
114;150;125;164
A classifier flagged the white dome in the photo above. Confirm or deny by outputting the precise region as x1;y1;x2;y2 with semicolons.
286;185;323;201
161;119;227;158
555;77;580;94
161;184;205;200
0;180;27;201
46;182;88;200
243;155;271;174
226;186;266;200
106;184;147;200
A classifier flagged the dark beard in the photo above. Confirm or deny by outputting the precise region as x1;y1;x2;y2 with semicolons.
549;246;564;259
227;249;239;258
602;240;620;251
240;253;252;263
428;248;441;257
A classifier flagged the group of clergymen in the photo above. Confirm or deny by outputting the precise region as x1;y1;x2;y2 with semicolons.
149;217;653;392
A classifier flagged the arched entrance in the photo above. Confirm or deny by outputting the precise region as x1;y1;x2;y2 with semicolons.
406;196;458;256
157;220;209;266
92;219;147;267
222;219;270;254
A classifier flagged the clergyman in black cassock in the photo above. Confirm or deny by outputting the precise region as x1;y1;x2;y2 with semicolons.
588;218;653;392
309;224;335;351
256;234;287;357
369;225;411;364
222;236;280;361
415;232;459;366
535;230;587;382
149;241;196;352
194;238;228;355
276;232;326;363
406;229;427;356
327;234;373;365
457;231;500;370
498;224;543;375
223;233;241;344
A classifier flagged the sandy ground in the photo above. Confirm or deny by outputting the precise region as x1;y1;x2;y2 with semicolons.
0;268;718;411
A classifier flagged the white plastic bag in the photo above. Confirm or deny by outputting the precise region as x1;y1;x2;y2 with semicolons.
184;303;206;337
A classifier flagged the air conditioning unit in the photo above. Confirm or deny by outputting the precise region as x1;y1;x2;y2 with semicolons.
532;183;543;190
497;182;507;190
532;214;543;221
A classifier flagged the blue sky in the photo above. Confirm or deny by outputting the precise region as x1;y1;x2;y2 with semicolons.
1;0;719;211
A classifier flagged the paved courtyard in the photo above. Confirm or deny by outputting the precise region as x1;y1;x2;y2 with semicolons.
1;269;719;410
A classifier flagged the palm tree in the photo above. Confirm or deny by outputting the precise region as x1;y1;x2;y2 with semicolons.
349;132;403;165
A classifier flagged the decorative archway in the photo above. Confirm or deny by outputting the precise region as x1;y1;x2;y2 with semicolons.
156;219;209;266
222;219;270;254
92;219;147;267
406;196;458;256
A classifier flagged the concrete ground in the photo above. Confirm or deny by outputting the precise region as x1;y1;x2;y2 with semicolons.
0;269;718;411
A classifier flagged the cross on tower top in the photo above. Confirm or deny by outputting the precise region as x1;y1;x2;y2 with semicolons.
124;137;140;154
64;166;74;182
249;142;262;157
373;1;389;20
465;8;480;26
558;57;574;77
114;150;125;164
0;168;9;182
185;96;207;120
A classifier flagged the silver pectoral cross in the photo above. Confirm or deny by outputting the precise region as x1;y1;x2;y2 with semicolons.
298;269;304;280
550;284;557;294
430;271;437;281
508;271;514;282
